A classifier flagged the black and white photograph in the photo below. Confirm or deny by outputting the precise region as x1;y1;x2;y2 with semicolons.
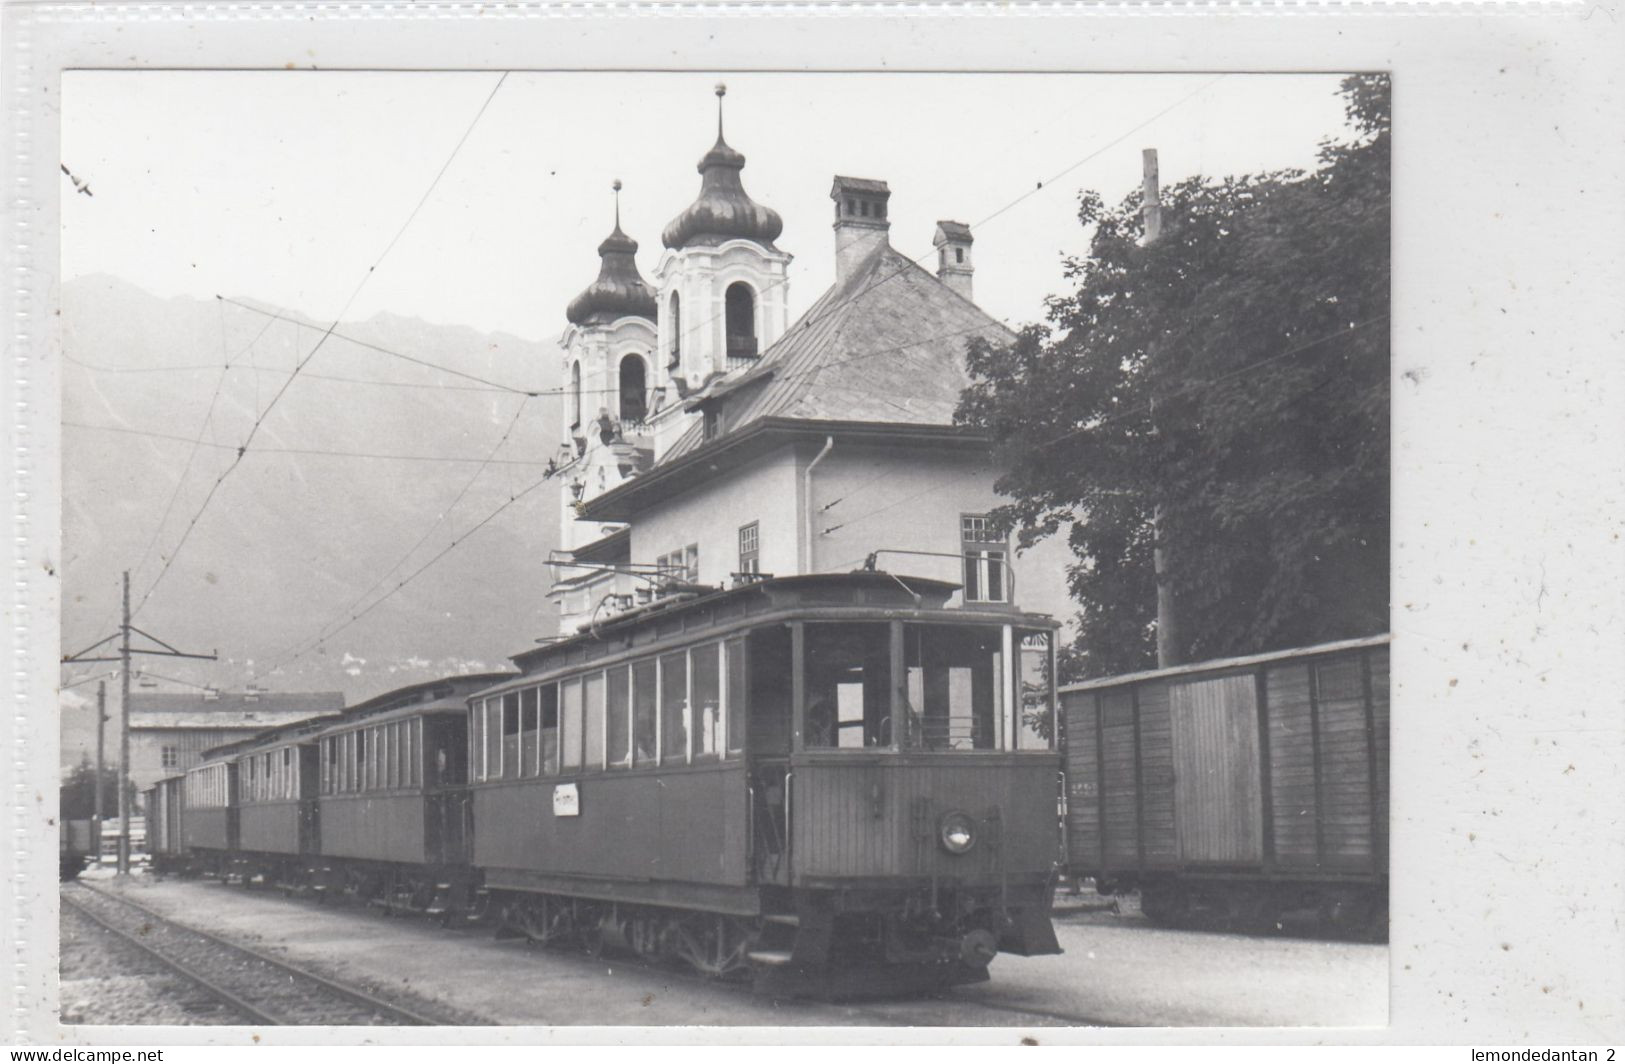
49;67;1391;1028
5;2;1622;1050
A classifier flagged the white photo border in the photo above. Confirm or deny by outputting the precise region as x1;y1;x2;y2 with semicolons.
6;0;1624;1047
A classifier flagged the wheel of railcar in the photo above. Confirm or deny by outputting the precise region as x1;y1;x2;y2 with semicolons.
1318;889;1375;937
1139;883;1190;928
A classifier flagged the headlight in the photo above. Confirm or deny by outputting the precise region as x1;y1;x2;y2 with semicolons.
939;811;977;855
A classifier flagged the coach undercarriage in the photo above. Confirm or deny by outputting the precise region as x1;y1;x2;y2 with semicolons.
170;847;1054;992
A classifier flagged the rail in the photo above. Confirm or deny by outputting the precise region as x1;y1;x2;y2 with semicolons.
65;881;448;1025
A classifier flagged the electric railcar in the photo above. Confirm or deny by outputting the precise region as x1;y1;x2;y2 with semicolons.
162;571;1066;991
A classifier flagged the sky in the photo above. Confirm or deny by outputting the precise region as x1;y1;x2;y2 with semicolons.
62;71;1354;341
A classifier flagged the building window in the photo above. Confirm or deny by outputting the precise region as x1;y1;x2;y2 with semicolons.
961;514;1009;603
738;522;760;575
724;282;757;360
656;544;700;587
161;745;179;769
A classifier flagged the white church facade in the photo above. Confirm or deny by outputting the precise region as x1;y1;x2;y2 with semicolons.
548;89;1042;635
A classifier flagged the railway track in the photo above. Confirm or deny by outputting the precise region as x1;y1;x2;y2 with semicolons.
63;882;452;1026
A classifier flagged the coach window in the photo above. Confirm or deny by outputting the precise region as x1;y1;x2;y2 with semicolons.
584;672;606;771
607;666;631;768
536;685;558;775
632;659;658;765
519;687;539;778
661;651;689;765
804;623;894;750
725;637;747;757
693;644;722;761
561;678;584;771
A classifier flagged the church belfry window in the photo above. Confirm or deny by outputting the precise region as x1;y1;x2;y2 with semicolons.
668;292;682;368
725;282;757;361
570;361;583;429
619;354;648;426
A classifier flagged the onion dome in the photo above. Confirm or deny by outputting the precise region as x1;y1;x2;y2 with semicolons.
661;85;783;251
565;181;658;326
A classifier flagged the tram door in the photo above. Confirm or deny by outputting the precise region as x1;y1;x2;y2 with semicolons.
1169;675;1263;864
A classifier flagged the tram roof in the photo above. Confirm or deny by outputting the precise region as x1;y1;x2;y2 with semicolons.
483;570;1058;700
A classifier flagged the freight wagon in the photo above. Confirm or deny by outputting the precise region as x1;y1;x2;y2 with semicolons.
1059;636;1389;938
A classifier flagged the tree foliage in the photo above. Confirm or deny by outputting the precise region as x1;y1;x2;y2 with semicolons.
59;756;134;820
957;76;1390;679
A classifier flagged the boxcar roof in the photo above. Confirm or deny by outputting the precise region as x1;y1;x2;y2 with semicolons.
1057;633;1392;695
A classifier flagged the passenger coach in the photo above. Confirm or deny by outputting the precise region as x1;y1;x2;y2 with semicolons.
466;570;1064;987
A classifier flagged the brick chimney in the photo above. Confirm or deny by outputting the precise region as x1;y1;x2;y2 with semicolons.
933;220;974;302
831;176;890;283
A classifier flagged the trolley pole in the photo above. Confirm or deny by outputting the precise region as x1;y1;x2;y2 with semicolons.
61;569;217;878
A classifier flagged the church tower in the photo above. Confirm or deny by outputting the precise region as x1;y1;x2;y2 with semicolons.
650;85;792;460
554;181;658;561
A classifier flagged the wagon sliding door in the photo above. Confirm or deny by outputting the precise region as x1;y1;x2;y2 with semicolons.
1169;676;1263;864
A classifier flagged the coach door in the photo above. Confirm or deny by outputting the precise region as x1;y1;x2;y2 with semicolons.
1169;675;1263;865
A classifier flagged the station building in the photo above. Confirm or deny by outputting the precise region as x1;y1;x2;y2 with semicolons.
549;90;1036;632
128;688;345;792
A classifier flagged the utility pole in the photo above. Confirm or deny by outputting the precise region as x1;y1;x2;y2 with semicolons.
1143;147;1181;669
118;572;132;874
94;681;106;860
62;568;217;876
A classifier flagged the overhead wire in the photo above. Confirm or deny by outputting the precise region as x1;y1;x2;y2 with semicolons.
63;419;554;465
257;463;556;680
664;75;1228;368
128;71;510;621
95;71;1231;676
263;393;538;673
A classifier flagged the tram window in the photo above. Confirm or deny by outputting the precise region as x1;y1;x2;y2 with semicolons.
561;679;584;770
902;625;1003;751
501;692;521;780
583;672;606;770
485;699;502;781
607;666;632;768
519;687;539;778
804;623;893;750
356;730;368;791
747;627;792;755
1016;629;1055;751
692;644;722;761
540;684;560;775
725;637;746;757
468;704;481;782
660;652;689;765
632;659;658;765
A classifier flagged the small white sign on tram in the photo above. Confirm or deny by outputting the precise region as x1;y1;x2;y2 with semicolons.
553;782;580;818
